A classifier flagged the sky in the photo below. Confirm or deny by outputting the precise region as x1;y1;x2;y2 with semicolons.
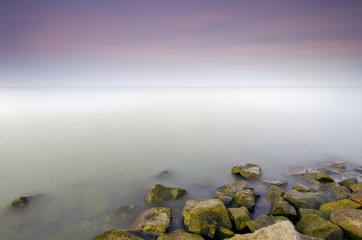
1;0;362;87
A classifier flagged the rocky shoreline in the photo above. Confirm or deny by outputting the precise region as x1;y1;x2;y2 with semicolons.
7;162;362;240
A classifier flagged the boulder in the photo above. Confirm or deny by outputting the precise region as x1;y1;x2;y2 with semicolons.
231;221;301;240
145;184;187;205
350;188;362;205
287;168;334;182
298;209;331;221
269;197;297;220
261;179;288;188
292;184;310;192
283;190;330;210
353;167;362;174
319;199;360;212
228;206;252;232
105;204;140;229
232;164;261;180
330;209;362;240
182;199;232;238
350;183;362;192
295;214;343;240
328;162;346;169
129;207;171;235
91;229;143;240
216;225;235;239
265;185;284;201
157;230;203;240
315;182;351;200
245;215;280;232
215;182;260;209
338;178;358;191
9;195;39;208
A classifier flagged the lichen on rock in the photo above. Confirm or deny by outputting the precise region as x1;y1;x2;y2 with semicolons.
232;164;261;180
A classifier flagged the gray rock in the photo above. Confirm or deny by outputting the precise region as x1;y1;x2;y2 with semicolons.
129;207;171;235
298;209;331;221
338;177;358;191
232;164;261;180
145;184;187;205
283;190;330;209
292;184;310;192
265;185;284;201
269;197;297;220
228;206;252;232
245;215;278;232
261;179;288;188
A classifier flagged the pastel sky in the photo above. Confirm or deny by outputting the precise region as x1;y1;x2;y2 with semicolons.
1;0;362;87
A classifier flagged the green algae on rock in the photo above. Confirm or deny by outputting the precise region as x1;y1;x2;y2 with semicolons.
129;207;171;235
182;199;232;238
261;179;288;188
330;209;362;240
216;225;235;239
298;208;331;221
232;164;261;180
9;195;39;208
91;229;144;240
157;230;204;240
228;206;252;232
264;185;284;201
350;188;362;205
350;182;362;192
283;190;330;210
319;199;361;212
245;215;282;232
338;178;358;191
292;184;310;192
296;214;343;240
268;197;297;220
145;184;187;205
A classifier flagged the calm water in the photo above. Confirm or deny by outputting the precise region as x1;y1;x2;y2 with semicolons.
0;87;361;239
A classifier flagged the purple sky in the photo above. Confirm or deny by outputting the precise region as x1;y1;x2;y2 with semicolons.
1;0;362;87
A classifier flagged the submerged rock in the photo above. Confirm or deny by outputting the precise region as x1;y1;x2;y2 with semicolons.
283;190;330;210
228;206;252;232
9;195;39;208
296;214;343;240
157;230;203;240
328;162;346;169
182;199;232;238
106;204;141;229
292;184;310;192
298;209;331;221
145;184;187;205
215;181;260;209
265;185;284;201
261;179;288;188
338;177;358;191
269;197;297;220
288;168;334;182
232;164;261;180
330;209;362;240
91;229;143;240
319;199;360;212
350;188;362;205
129;207;171;235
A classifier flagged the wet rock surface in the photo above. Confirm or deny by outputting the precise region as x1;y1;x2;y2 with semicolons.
319;199;360;212
9;195;39;208
145;184;187;205
269;197;297;220
283;190;330;210
91;229;144;240
264;185;284;201
330;209;362;240
350;188;362;205
228;206;252;232
129;207;171;235
232;164;261;180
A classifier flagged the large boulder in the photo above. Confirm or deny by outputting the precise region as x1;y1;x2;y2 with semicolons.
338;178;358;191
215;182;260;209
232;164;261;180
265;185;284;201
91;229;143;240
350;188;362;205
145;184;187;205
298;209;331;221
129;207;171;235
269;197;297;220
182;199;232;238
228;206;252;232
157;230;203;240
295;214;343;240
319;199;360;212
330;209;362;240
283;190;330;209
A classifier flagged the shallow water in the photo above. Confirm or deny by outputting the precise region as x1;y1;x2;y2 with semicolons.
0;87;361;239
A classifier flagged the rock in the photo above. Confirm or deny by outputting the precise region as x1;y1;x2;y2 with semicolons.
296;214;343;240
265;185;284;201
156;170;170;178
232;164;261;180
350;183;362;191
298;209;331;221
319;199;360;211
328;162;346;169
292;184;310;192
216;225;235;239
299;233;325;240
231;221;301;240
228;207;252;232
91;229;143;240
9;195;39;208
287;168;334;182
145;184;187;205
105;204;141;229
353;167;362;174
215;181;260;209
261;179;288;188
330;209;362;240
269;197;297;220
182;199;232;238
83;188;111;217
245;215;278;232
315;182;351;200
157;230;203;240
129;207;171;235
283;190;330;210
338;178;358;191
350;188;362;205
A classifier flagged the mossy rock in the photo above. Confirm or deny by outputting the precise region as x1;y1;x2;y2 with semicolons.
157;230;203;240
295;214;343;240
283;190;330;210
216;225;235;239
288;168;334;182
228;206;252;232
316;182;351;200
350;183;362;192
298;209;331;221
261;179;288;188
215;182;260;208
319;199;360;212
129;207;171;235
245;215;278;232
269;197;297;220
231;164;261;180
330;209;362;240
182;199;232;238
91;229;143;240
265;185;284;201
292;184;310;192
9;195;38;208
350;188;362;205
338;178;358;191
145;184;187;205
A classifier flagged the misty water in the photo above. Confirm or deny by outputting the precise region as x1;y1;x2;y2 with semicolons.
0;87;361;239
